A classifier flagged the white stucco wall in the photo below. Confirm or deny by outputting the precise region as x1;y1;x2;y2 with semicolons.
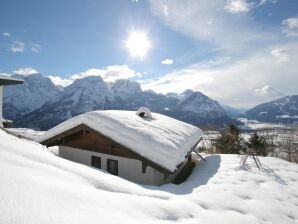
0;86;3;128
59;146;165;186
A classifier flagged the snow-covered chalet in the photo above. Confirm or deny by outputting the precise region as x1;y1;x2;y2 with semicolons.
38;107;203;185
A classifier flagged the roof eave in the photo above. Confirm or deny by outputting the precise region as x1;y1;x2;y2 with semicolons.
0;77;24;86
39;124;174;174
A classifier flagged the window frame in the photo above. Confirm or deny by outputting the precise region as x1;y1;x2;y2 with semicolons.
107;159;118;176
91;155;101;169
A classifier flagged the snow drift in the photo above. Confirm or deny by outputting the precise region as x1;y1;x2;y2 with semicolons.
0;130;298;224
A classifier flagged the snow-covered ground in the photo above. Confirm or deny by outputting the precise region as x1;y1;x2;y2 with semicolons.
0;130;297;224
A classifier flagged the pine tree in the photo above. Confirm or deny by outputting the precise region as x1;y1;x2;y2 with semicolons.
248;132;269;156
214;124;243;154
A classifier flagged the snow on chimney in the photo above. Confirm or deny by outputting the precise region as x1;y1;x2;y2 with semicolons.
136;107;152;119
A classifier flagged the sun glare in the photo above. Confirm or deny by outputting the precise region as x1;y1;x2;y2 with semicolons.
126;31;151;58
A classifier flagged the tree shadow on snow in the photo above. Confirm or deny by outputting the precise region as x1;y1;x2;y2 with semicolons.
261;165;287;185
158;155;221;195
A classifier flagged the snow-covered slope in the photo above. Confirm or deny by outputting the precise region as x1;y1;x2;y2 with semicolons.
177;90;226;116
3;73;60;120
165;90;236;127
111;79;142;100
222;104;247;116
16;76;113;129
0;130;297;224
246;95;298;124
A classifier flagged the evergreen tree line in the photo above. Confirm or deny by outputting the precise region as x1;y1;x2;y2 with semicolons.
212;124;270;156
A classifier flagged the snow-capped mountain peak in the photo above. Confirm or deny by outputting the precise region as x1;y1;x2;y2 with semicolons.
245;95;298;124
4;74;236;130
3;73;60;119
111;79;142;100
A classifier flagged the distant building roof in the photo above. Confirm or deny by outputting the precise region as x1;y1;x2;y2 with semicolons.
0;75;24;85
37;109;203;172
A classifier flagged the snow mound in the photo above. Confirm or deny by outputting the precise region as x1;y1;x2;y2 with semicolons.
6;128;45;140
37;110;203;172
1;130;298;224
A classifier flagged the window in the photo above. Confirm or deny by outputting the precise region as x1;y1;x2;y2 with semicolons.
142;163;147;173
107;159;118;176
91;156;101;169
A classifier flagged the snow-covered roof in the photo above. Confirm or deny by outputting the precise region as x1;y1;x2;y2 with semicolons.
37;110;203;172
0;74;23;85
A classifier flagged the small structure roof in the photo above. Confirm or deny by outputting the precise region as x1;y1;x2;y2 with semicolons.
0;75;24;85
37;110;203;172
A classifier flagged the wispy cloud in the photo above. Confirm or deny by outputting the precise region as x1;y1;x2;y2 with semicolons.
282;17;298;37
163;5;169;16
224;0;276;14
30;43;41;53
271;48;290;63
11;41;25;53
2;32;11;37
161;59;174;65
49;65;141;87
149;0;277;52
48;76;72;87
13;67;38;75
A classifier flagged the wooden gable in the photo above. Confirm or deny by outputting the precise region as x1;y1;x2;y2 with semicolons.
42;124;171;174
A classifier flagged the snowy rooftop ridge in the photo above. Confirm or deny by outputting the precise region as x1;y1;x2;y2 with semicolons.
37;110;203;172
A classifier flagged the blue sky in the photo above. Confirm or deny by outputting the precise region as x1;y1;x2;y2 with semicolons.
1;0;298;108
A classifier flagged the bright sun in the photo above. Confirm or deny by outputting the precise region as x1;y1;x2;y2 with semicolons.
126;31;151;58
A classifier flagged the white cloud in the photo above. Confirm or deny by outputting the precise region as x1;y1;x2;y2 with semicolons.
11;41;25;53
271;48;290;63
2;32;11;37
225;0;252;14
71;65;140;82
254;85;283;97
30;43;41;53
13;68;38;75
49;65;140;87
161;59;174;65
48;76;73;87
282;17;298;37
141;42;298;108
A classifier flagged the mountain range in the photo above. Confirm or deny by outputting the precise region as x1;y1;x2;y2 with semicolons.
3;73;236;130
245;95;298;124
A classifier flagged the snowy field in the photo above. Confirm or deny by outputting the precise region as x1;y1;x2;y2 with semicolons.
238;118;286;131
0;130;298;224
